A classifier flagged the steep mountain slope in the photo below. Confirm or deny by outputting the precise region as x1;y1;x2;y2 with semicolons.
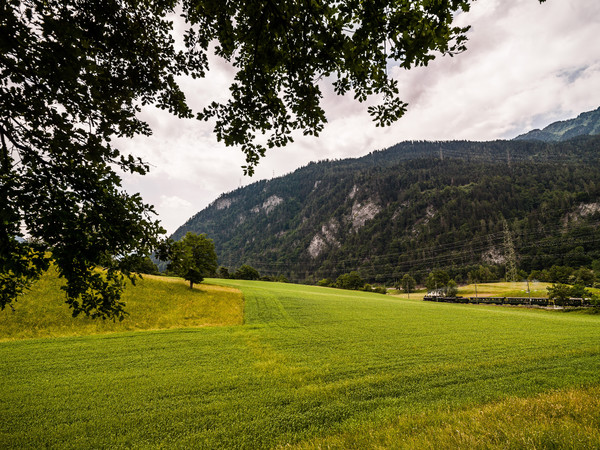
173;136;600;284
514;107;600;142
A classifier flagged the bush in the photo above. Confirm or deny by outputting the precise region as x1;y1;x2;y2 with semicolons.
335;271;365;290
547;283;593;306
446;279;458;297
547;283;573;306
234;264;260;280
217;266;230;279
124;256;159;275
360;284;387;294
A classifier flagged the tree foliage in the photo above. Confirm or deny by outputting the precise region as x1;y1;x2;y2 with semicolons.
425;270;450;292
400;274;416;296
189;0;472;172
547;283;581;306
234;264;260;280
468;266;495;284
217;266;231;279
336;271;365;290
446;279;458;297
317;278;334;287
164;232;217;289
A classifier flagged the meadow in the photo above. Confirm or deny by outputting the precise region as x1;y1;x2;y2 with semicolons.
1;275;600;448
0;267;243;341
390;281;558;300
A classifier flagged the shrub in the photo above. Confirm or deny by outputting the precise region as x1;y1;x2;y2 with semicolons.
275;275;289;283
446;279;458;297
217;266;230;279
234;265;260;280
317;278;334;287
335;271;365;290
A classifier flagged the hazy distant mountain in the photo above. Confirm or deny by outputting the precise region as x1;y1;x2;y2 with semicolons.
173;135;600;284
514;107;600;142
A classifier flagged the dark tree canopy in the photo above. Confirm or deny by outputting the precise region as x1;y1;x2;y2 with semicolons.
1;0;545;318
425;270;450;292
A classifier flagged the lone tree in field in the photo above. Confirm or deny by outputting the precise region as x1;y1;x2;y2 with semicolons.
1;0;546;318
400;274;416;299
166;233;217;289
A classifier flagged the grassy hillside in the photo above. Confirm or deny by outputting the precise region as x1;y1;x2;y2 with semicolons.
1;279;600;448
0;267;243;341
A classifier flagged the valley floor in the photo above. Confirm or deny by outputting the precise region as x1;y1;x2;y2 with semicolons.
1;277;599;448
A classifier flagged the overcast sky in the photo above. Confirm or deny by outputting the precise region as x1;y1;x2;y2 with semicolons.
117;0;600;235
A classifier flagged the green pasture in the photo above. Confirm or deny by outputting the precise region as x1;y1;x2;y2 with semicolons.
0;267;243;341
390;281;584;299
1;277;600;448
457;281;554;298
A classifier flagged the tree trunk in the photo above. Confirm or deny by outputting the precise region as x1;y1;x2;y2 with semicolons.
189;280;194;289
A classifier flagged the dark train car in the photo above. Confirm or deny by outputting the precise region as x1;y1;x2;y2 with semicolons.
528;297;550;306
424;296;590;308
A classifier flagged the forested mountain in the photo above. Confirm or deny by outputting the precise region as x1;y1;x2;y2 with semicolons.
173;136;600;285
514;107;600;142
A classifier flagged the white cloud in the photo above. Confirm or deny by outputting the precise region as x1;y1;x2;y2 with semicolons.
119;0;600;235
153;195;194;236
159;195;192;210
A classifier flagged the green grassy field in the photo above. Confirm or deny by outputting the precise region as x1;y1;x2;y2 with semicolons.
1;277;600;448
456;281;554;298
0;267;243;341
391;280;600;301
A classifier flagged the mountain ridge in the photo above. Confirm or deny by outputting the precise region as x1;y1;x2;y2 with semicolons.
173;132;600;284
514;107;600;142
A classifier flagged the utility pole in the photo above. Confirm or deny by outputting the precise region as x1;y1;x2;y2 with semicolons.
503;218;518;282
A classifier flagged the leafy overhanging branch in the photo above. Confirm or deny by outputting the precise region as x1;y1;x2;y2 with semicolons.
188;0;473;174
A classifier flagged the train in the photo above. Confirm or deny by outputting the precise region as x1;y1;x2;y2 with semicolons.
422;296;593;307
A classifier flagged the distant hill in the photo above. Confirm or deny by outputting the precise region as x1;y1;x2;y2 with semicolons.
173;136;600;284
514;107;600;142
